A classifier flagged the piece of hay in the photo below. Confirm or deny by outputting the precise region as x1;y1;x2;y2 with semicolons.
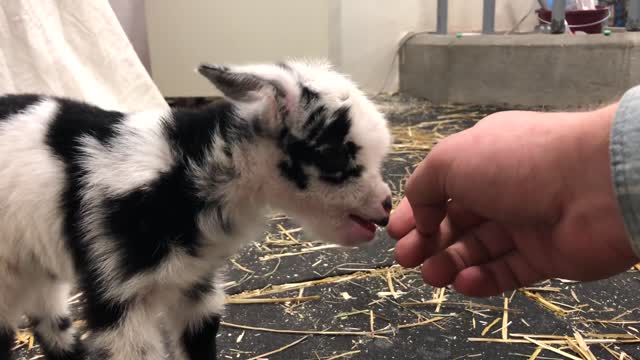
520;290;568;316
386;270;399;299
246;335;309;360
482;317;502;336
369;310;375;337
527;347;543;360
502;297;509;340
230;259;254;273
396;317;446;330
324;350;362;360
571;331;597;360
225;295;320;305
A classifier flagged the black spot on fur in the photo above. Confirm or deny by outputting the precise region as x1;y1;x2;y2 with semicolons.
182;314;220;360
185;274;215;302
0;327;14;360
45;97;129;334
47;98;124;158
279;106;363;189
300;86;319;109
279;159;309;190
104;163;205;276
85;297;130;331
0;94;42;123
167;101;248;164
303;106;328;140
314;106;351;145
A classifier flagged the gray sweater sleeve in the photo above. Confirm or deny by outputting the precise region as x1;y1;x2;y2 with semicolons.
611;85;640;257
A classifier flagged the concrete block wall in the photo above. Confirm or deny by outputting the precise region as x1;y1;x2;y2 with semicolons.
400;33;640;108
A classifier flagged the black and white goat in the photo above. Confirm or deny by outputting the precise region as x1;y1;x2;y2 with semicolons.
0;60;392;360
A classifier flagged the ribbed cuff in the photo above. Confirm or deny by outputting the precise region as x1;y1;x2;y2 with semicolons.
611;86;640;258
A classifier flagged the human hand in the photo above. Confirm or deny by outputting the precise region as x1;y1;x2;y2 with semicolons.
388;104;639;297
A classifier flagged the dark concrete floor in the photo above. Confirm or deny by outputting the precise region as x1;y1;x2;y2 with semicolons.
12;95;640;360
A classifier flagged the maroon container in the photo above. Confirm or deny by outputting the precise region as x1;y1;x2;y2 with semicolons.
537;6;610;34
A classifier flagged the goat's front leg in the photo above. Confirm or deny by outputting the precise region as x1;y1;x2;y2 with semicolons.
168;274;224;360
28;281;84;360
82;291;166;360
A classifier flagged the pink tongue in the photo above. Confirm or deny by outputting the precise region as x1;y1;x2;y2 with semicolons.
347;215;377;243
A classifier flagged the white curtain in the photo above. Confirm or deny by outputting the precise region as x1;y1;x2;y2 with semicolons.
0;0;167;112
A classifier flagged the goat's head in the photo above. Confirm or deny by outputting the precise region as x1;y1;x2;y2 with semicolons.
198;60;392;246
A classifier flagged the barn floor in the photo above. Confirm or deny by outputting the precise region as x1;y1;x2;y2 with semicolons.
13;95;640;360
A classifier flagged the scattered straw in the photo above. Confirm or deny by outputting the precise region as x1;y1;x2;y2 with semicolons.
523;336;582;360
260;244;341;261
276;224;300;244
221;321;386;337
231;265;411;299
402;300;521;313
571;331;597;360
246;335;309;360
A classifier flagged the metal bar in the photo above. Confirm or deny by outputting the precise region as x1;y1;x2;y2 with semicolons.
436;0;448;34
551;0;566;34
628;0;640;31
483;0;496;34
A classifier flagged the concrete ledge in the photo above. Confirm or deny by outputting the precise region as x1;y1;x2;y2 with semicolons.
399;33;640;108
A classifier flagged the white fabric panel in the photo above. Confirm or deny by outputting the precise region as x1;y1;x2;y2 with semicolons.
0;0;167;112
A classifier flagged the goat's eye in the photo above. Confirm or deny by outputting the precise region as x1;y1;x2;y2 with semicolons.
315;147;348;173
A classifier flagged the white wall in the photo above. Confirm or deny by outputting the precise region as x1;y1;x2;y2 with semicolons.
145;0;540;97
145;0;330;97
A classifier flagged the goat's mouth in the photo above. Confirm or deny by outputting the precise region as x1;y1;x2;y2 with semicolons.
345;214;385;244
349;214;378;234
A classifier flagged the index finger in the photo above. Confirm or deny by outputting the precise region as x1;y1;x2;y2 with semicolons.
387;197;415;240
405;137;457;235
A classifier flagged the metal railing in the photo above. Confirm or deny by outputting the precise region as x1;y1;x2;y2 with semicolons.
434;0;640;34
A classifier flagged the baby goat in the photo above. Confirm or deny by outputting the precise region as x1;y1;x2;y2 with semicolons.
0;60;392;360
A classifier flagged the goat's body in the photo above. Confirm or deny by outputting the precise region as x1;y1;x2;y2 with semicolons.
0;60;393;360
0;95;267;360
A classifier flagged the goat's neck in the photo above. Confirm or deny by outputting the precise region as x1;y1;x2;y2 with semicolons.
182;104;282;231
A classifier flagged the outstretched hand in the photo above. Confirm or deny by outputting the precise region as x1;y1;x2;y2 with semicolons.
388;105;639;297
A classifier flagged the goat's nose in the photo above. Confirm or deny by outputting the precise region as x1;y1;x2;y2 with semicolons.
382;196;392;213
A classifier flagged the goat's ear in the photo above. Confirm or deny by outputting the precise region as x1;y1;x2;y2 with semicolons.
198;64;273;102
